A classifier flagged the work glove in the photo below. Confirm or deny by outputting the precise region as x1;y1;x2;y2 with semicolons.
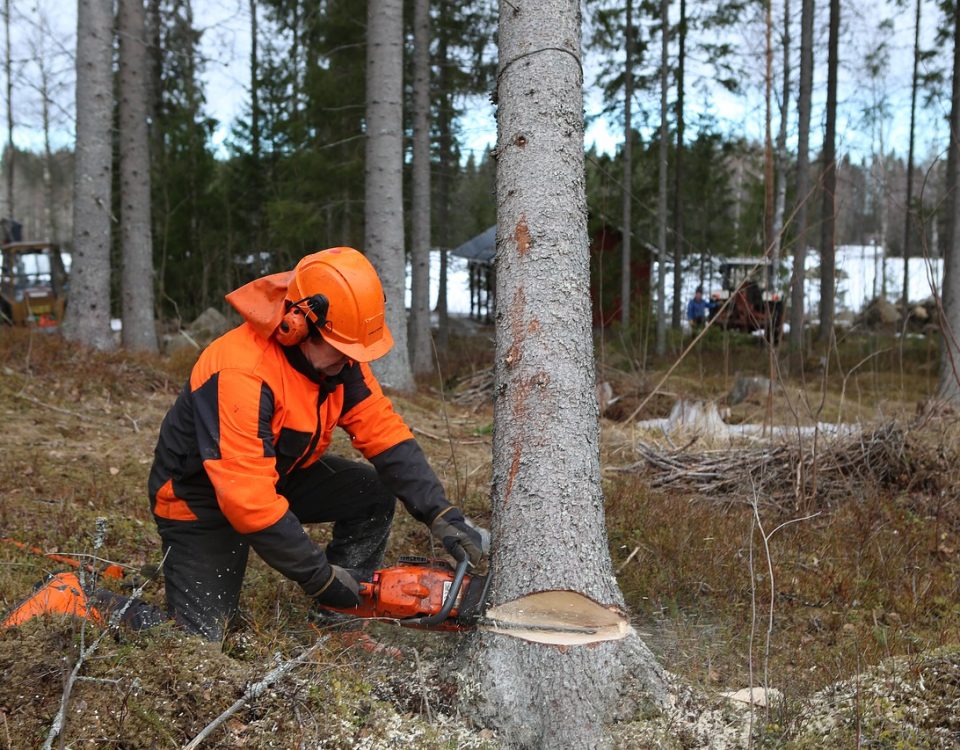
310;565;361;609
430;507;485;567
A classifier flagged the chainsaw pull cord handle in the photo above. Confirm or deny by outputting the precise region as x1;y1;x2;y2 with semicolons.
405;545;470;627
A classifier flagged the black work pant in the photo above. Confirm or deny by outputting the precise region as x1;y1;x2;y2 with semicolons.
154;455;396;641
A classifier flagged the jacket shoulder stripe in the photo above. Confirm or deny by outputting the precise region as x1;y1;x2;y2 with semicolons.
258;381;276;457
192;374;221;461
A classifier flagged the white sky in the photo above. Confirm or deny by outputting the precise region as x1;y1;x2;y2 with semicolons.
4;0;951;165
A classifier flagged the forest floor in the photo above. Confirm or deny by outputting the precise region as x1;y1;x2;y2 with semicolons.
0;324;958;748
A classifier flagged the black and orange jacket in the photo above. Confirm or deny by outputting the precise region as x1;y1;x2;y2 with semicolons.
148;316;451;597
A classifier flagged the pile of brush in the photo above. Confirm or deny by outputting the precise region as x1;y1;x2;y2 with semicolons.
609;421;954;511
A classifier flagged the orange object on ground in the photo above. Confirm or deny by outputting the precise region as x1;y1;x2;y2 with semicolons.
0;537;126;580
2;571;104;627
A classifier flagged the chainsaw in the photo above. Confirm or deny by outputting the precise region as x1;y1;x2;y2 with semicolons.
3;538;491;633
322;547;491;631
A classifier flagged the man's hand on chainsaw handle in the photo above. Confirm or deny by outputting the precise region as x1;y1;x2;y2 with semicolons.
430;507;485;566
309;565;361;609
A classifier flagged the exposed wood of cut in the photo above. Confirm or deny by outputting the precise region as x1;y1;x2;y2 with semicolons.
480;590;630;646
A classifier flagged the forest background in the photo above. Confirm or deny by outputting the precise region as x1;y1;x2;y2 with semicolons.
4;0;955;331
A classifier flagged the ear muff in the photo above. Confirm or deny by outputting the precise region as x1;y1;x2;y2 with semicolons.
276;294;329;346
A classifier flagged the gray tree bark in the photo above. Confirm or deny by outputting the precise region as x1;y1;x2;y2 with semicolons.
771;0;790;286
118;0;159;353
468;3;668;746
621;0;633;329
409;0;433;375
672;0;685;331
656;0;669;357
903;0;922;309
365;0;413;390
788;0;813;367
938;3;960;402
818;0;839;346
4;0;13;221
64;0;115;351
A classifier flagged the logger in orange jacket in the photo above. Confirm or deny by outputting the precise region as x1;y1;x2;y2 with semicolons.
148;247;483;640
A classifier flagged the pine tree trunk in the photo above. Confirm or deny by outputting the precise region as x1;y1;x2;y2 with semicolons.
434;0;452;352
818;0;839;346
4;0;13;220
365;0;413;390
469;3;668;745
671;0;685;331
118;0;159;353
772;0;791;284
938;3;960;402
409;0;433;375
621;0;633;329
656;0;669;356
903;0;922;309
789;0;813;367
64;0;115;351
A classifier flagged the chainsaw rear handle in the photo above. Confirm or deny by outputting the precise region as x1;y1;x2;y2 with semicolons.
403;551;470;627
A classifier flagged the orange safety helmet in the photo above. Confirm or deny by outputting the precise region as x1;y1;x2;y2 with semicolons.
280;247;393;362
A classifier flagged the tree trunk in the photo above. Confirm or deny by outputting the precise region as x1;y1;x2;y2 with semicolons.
938;3;960;402
903;0;922;309
763;0;774;264
656;0;669;357
470;4;668;746
433;0;452;352
4;0;13;220
365;0;413;390
789;0;813;366
671;0;685;330
64;0;115;351
818;0;839;346
621;0;633;329
772;0;790;287
118;0;159;353
409;0;433;375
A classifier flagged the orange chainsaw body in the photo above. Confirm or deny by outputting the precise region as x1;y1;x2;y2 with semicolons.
329;558;473;631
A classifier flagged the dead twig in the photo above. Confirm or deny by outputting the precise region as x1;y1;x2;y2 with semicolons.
615;546;641;574
182;636;331;750
43;547;169;750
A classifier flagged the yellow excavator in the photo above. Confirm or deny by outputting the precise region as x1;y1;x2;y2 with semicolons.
0;240;68;328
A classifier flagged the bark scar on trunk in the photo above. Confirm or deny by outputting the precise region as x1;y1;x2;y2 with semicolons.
514;215;530;255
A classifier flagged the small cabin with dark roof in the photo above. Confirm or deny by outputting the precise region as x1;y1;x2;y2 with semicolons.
451;222;651;327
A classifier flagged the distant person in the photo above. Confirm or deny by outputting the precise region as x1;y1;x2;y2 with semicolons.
687;286;708;328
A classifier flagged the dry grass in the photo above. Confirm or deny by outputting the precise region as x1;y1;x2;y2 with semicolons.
0;325;957;748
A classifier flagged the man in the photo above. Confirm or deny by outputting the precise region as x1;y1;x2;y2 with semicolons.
148;247;483;640
686;286;708;328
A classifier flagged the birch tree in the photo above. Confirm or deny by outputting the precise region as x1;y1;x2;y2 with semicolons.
470;2;667;745
119;0;159;353
365;0;413;390
63;0;114;351
409;0;432;375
